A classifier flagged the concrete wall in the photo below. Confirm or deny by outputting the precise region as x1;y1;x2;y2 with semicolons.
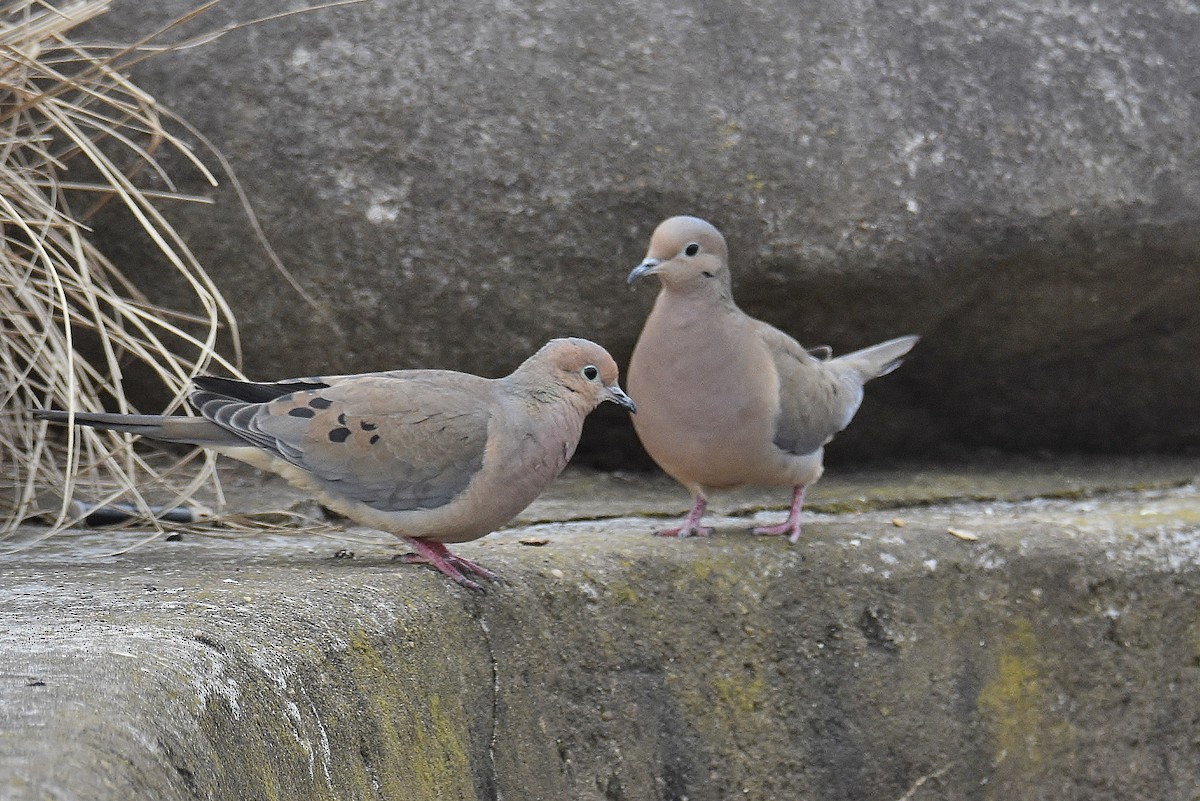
4;465;1199;799
82;0;1200;461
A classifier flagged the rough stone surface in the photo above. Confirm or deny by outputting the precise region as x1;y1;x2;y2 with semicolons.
81;0;1200;462
3;459;1200;800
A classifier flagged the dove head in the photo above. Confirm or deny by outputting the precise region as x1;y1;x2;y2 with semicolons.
627;216;731;294
521;338;636;413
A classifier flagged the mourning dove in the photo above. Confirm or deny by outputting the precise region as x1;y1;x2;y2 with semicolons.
626;216;918;542
37;338;635;589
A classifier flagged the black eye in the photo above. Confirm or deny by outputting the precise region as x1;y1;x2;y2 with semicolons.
684;243;700;257
582;365;599;381
702;271;714;278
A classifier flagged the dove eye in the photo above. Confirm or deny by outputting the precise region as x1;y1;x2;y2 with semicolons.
684;243;700;257
582;365;599;381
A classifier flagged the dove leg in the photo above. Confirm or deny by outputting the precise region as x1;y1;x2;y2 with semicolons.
752;484;807;543
396;538;494;591
656;495;714;538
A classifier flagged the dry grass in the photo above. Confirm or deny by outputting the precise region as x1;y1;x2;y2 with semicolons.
1;1;364;548
0;1;247;545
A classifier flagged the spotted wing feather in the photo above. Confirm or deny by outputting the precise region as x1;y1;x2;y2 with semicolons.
193;373;494;512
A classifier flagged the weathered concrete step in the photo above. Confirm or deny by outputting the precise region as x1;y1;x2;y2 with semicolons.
2;460;1199;800
518;454;1200;523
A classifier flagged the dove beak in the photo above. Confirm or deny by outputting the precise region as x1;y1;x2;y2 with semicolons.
606;385;636;413
626;258;661;286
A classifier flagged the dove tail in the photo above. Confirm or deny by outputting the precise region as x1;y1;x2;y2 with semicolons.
834;335;920;381
33;409;240;446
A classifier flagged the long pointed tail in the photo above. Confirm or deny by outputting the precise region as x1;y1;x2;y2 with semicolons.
34;409;241;446
833;334;920;382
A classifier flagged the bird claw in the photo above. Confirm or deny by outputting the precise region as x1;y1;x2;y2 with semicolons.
655;525;714;538
752;521;803;542
445;569;486;592
752;486;807;544
396;539;498;591
655;497;711;538
448;555;500;582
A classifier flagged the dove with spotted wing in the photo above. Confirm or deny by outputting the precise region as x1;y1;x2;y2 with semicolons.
37;338;635;589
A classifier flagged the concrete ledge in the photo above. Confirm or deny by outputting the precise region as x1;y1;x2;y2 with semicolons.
3;459;1200;799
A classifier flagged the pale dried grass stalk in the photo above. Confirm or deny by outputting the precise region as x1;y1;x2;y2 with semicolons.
0;0;245;542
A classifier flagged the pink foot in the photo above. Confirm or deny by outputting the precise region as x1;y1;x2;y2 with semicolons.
656;523;715;538
395;538;498;590
656;495;712;538
752;520;797;536
751;485;807;544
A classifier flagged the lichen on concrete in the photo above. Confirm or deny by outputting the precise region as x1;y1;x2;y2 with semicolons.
976;617;1076;787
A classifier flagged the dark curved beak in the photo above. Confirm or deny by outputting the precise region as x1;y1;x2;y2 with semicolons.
626;258;661;286
605;385;636;413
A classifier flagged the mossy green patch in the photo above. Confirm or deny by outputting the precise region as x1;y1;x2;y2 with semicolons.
667;667;749;737
407;694;473;796
341;628;477;801
712;671;766;716
977;618;1075;792
664;560;774;741
978;619;1044;770
684;552;748;594
606;580;642;607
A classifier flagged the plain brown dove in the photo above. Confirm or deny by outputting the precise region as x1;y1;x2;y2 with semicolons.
626;216;918;542
37;338;635;589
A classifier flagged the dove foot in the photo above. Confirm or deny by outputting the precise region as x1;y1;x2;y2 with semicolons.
656;496;712;538
396;538;497;591
751;485;807;544
655;524;715;538
752;520;802;540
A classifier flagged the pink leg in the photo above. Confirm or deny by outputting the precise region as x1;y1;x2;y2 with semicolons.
396;538;498;590
656;495;714;538
752;485;807;543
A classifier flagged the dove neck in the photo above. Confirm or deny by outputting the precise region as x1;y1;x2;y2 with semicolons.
656;276;737;311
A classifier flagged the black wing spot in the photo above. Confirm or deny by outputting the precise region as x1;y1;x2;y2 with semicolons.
288;407;316;418
360;421;378;431
328;427;352;443
337;412;347;425
309;397;334;409
369;434;381;445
